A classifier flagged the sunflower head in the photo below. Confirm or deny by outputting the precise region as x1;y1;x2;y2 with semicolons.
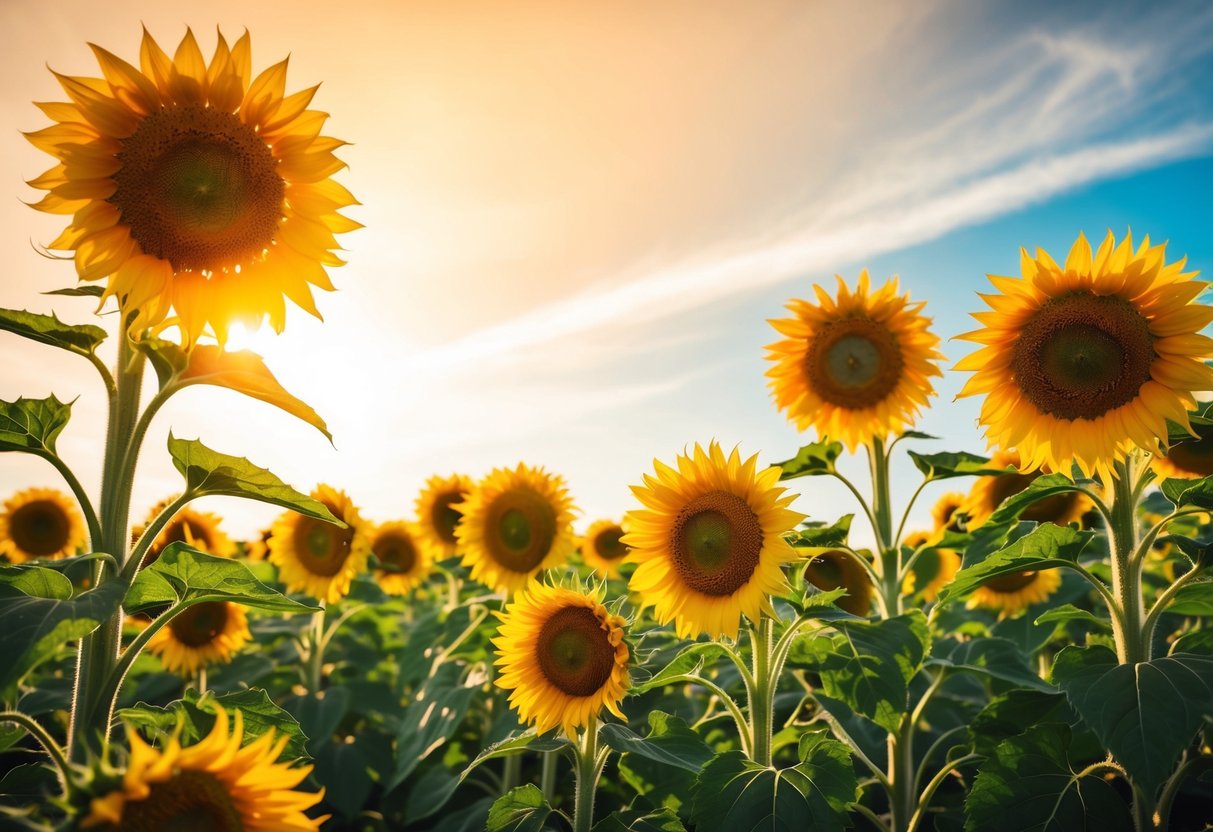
456;464;576;594
957;231;1213;482
415;473;474;560
930;492;967;535
268;484;369;604
766;271;944;451
803;549;873;616
81;705;323;830
493;582;629;738
369;520;431;596
135;497;235;568
962;450;1092;529
145;601;251;676
579;519;631;579
900;531;961;602
967;569;1062;619
0;487;86;563
624;442;804;639
27;28;358;344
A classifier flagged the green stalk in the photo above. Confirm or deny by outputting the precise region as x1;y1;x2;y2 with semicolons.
749;618;775;767
1107;456;1148;665
0;712;75;797
572;717;604;832
867;437;901;618
307;607;327;693
540;750;557;802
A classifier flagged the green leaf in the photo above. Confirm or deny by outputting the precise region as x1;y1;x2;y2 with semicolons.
792;515;852;549
460;729;567;782
1170;629;1213;655
906;450;997;481
593;808;686;832
43;285;106;298
968;690;1070;756
984;473;1088;528
599;711;714;773
0;565;73;600
928;637;1053;691
0;308;105;356
125;542;317;614
283;687;350;755
1161;476;1213;509
0;396;72;456
938;524;1091;606
117;689;310;761
897;430;939;442
1034;604;1112;630
788;612;929;733
632;642;730;693
167;435;342;525
388;663;477;791
487;785;554;832
776;439;842;480
1163;580;1213;615
1052;646;1213;792
965;723;1131;831
689;734;856;832
1160;536;1213;570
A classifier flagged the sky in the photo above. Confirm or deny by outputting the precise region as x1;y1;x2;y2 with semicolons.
1;0;1212;547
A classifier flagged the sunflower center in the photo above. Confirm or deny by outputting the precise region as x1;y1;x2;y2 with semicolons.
8;500;71;557
117;769;242;832
293;509;355;578
1012;292;1154;421
670;491;763;597
984;571;1039;593
486;490;557;574
111;105;284;272
536;606;616;697
432;492;465;545
593;526;629;561
1163;433;1213;478
168;601;230;648
988;473;1082;524
374;532;417;574
805;317;904;409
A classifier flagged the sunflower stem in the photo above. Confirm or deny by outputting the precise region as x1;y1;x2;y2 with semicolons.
540;749;557;802
867;437;901;618
1107;455;1148;665
307;606;327;692
572;717;603;832
748;617;775;767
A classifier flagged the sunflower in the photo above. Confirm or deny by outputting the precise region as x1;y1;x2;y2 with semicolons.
624;442;804;639
766;270;945;451
967;569;1062;618
268;484;368;604
26;28;358;344
456;465;576;595
242;524;275;562
580;519;631;578
963;450;1092;529
931;492;967;535
957;231;1213;482
803;549;873;616
369;520;431;596
144;601;251;676
493;582;629;739
900;530;961;603
82;705;323;831
134;496;235;568
1154;414;1213;480
415;473;473;560
0;487;86;563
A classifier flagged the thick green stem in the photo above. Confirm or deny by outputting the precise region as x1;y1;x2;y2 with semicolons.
749;618;775;767
887;722;915;832
540;750;557;802
1108;457;1148;665
572;718;602;832
867;437;901;618
307;607;327;693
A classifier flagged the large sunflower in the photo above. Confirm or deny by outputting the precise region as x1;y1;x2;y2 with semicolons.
493;582;629;739
82;705;323;831
134;496;235;568
957;231;1213;482
900;530;961;603
268;484;368;604
145;601;251;676
0;487;86;563
963;450;1091;529
26;28;357;343
967;569;1062;618
456;465;576;595
580;519;631;579
369;520;431;596
415;473;473;560
766;270;945;451
624;442;804;639
803;549;873;616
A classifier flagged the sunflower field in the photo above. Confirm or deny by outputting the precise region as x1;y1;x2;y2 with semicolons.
3;25;1213;832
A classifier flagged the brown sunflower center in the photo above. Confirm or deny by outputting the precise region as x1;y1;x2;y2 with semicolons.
805;316;904;409
1011;292;1154;421
984;571;1039;593
536;605;616;697
116;769;242;832
8;499;71;557
670;491;763;597
485;489;557;573
167;601;230;648
988;473;1082;525
432;491;466;545
111;105;284;272
592;526;629;561
938;502;964;533
293;505;355;578
1163;433;1213;478
374;532;417;574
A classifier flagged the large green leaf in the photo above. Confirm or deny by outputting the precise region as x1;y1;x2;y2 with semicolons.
776;439;842;480
1163;579;1213;615
167;435;341;524
965;723;1131;831
791;516;852;550
1051;646;1213;792
0;308;105;356
0;565;73;599
788;612;929;733
125;542;317;613
632;642;730;694
599;711;714;774
983;474;1088;526
1161;476;1213;509
593;808;685;832
689;734;856;832
1033;604;1112;631
938;524;1091;606
387;663;477;791
906;450;998;480
0;396;72;456
487;785;555;832
928;636;1053;691
282;687;350;755
460;729;567;781
967;689;1071;756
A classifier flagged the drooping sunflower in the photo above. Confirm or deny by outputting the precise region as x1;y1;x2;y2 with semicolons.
963;450;1091;529
415;473;473;560
456;465;576;594
766;270;945;451
931;492;967;535
624;442;804;639
957;231;1213;482
0;487;87;563
134;496;235;568
144;601;251;676
493;582;629;739
26;28;358;344
268;485;368;604
1154;413;1213;480
967;569;1062;618
82;705;323;831
803;549;873;616
369;520;431;596
900;530;961;603
579;519;631;579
